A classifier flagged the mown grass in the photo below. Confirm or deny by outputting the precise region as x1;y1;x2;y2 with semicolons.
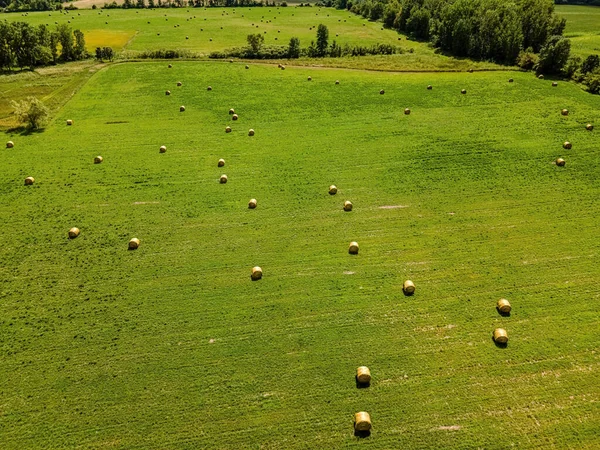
1;61;599;449
557;5;600;58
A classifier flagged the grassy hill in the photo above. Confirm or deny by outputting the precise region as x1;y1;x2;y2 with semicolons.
557;5;600;58
1;60;599;448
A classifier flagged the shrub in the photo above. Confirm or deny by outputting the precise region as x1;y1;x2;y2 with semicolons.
536;36;571;75
516;50;539;71
583;70;600;94
11;97;49;129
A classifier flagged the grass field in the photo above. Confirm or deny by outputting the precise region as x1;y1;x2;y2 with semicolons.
1;60;599;448
557;5;600;58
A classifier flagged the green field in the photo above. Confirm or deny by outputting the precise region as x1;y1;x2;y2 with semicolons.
557;4;600;58
1;60;599;448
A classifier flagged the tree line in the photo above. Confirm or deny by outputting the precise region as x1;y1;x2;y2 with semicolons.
0;21;86;69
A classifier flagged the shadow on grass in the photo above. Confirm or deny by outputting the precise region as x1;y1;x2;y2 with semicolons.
492;336;508;349
7;126;45;136
354;429;371;438
355;376;370;389
496;307;511;318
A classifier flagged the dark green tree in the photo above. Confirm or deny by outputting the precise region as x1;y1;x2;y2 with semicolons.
287;37;300;58
316;24;329;57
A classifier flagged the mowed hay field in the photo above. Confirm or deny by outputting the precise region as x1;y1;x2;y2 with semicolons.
557;5;600;58
1;62;600;449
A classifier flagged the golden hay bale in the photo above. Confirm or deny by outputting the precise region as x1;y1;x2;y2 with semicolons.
508;78;514;83
379;89;385;95
229;108;235;115
246;65;249;69
335;80;340;85
552;82;558;87
561;109;568;116
497;298;511;314
218;158;225;167
186;36;189;39
356;366;371;384
563;141;572;150
348;241;359;254
461;89;467;94
168;64;172;68
556;158;566;166
427;85;432;90
281;66;285;70
230;59;233;63
354;412;372;432
225;126;232;133
165;90;171;95
468;68;473;73
128;238;140;250
160;145;167;153
24;176;34;185
403;280;415;295
538;74;544;79
180;105;186;112
586;123;593;131
404;108;411;115
329;185;337;195
343;200;353;212
232;114;239;121
68;227;80;239
248;198;257;209
248;129;255;136
66;119;73;126
6;140;14;148
251;266;262;280
220;174;228;184
493;328;508;344
207;86;212;91
94;156;103;164
308;76;312;81
177;81;182;86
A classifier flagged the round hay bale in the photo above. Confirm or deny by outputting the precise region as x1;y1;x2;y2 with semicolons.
468;68;473;73
225;126;232;133
427;85;432;90
248;129;255;136
186;36;189;39
180;105;185;112
281;65;285;70
6;140;14;148
586;123;593;131
245;65;249;69
354;412;371;432
403;280;415;295
251;266;262;280
379;89;385;95
556;157;566;166
335;80;340;85
278;63;282;68
538;74;544;79
220;174;228;184
229;108;235;115
552;82;558;87
343;200;353;212
232;114;239;121
563;141;572;150
160;145;167;153
230;59;233;63
177;81;182;86
348;241;359;255
329;185;337;195
94;156;103;164
68;227;80;239
218;158;225;167
493;328;508;344
561;109;568;116
308;76;312;81
207;86;212;91
461;89;467;94
356;366;371;384
404;108;411;115
248;198;257;209
168;64;172;68
508;78;514;83
497;298;511;314
66;119;73;126
128;238;140;250
165;90;171;95
24;176;34;185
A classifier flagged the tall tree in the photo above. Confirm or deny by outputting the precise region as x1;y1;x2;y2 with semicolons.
316;24;329;57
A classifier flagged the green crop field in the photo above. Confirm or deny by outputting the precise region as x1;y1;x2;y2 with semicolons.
557;5;600;58
1;61;599;448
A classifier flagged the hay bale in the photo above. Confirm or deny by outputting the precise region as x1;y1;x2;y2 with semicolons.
561;109;568;116
563;141;572;150
354;412;372;432
348;241;359;255
427;85;432;90
497;298;511;314
165;90;171;95
246;65;249;69
403;280;415;295
586;123;593;131
281;65;285;70
508;78;514;83
308;76;312;81
552;82;558;87
461;89;467;94
177;81;182;86
24;176;34;185
251;266;262;280
94;156;103;164
180;105;185;112
168;64;172;68
248;129;255;136
556;158;566;166
66;119;73;126
248;198;257;209
493;328;508;344
232;114;239;121
230;59;233;63
225;126;232;133
356;366;371;384
468;68;473;73
538;74;544;79
379;89;385;95
68;227;80;239
207;86;212;91
335;80;340;85
278;63;282;68
220;174;228;184
229;108;235;115
218;158;225;167
329;185;337;195
404;108;411;115
160;145;167;153
186;36;189;39
128;238;140;250
6;141;14;148
343;200;353;212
